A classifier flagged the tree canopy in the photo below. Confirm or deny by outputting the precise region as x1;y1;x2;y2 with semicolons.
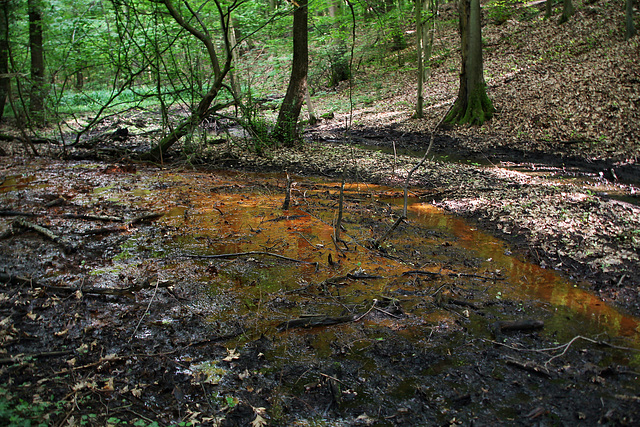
0;0;637;157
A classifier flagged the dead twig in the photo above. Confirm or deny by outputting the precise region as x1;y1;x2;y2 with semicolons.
130;280;160;342
402;103;454;217
542;335;639;367
282;172;292;210
354;299;378;322
334;173;346;244
505;356;553;378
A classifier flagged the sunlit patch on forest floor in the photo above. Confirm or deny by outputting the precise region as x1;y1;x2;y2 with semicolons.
1;157;639;425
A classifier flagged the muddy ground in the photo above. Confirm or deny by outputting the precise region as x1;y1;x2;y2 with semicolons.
1;124;640;426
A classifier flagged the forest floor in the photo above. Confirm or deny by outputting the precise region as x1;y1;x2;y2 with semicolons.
1;154;639;427
1;1;640;426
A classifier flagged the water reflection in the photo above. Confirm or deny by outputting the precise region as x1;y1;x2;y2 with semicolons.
408;202;639;340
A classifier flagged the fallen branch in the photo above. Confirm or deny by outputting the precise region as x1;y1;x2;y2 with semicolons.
0;275;173;298
0;350;75;365
494;319;544;334
371;215;405;249
447;297;480;310
402;270;442;279
0;273;33;286
334;173;346;244
128;212;164;224
453;272;504;281
282;172;292;210
267;214;307;222
347;272;383;280
63;213;124;222
77;225;128;236
183;251;318;270
15;218;77;253
277;314;357;331
505;357;553;378
402;269;504;281
0;210;37;217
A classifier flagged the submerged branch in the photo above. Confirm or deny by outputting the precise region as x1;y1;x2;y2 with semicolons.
183;251;318;269
277;314;357;331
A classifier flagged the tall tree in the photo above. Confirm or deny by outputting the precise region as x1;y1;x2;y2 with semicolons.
0;0;10;122
415;0;437;118
28;0;45;124
444;0;493;126
271;0;308;146
626;0;637;40
415;0;425;118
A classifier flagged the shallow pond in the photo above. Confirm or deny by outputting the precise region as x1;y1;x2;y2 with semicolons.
2;159;639;424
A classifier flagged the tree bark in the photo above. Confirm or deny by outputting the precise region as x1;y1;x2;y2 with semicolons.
0;1;9;122
545;0;553;19
271;0;308;146
626;0;637;40
28;0;45;125
559;0;574;24
444;0;493;126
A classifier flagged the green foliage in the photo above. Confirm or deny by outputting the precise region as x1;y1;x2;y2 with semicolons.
0;388;59;427
237;96;277;155
486;0;518;24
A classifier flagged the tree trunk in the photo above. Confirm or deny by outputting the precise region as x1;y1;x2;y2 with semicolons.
444;0;493;126
142;0;230;162
328;0;340;18
28;0;45;125
272;0;308;146
545;0;553;19
0;1;9;122
415;0;425;118
626;0;637;40
75;70;84;90
559;0;574;24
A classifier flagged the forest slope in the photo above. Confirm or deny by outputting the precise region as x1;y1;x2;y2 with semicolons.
309;0;639;164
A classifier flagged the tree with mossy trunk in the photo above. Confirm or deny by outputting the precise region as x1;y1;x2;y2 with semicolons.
444;0;493;126
271;0;308;146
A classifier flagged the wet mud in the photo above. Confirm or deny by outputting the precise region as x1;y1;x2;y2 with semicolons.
1;157;639;426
